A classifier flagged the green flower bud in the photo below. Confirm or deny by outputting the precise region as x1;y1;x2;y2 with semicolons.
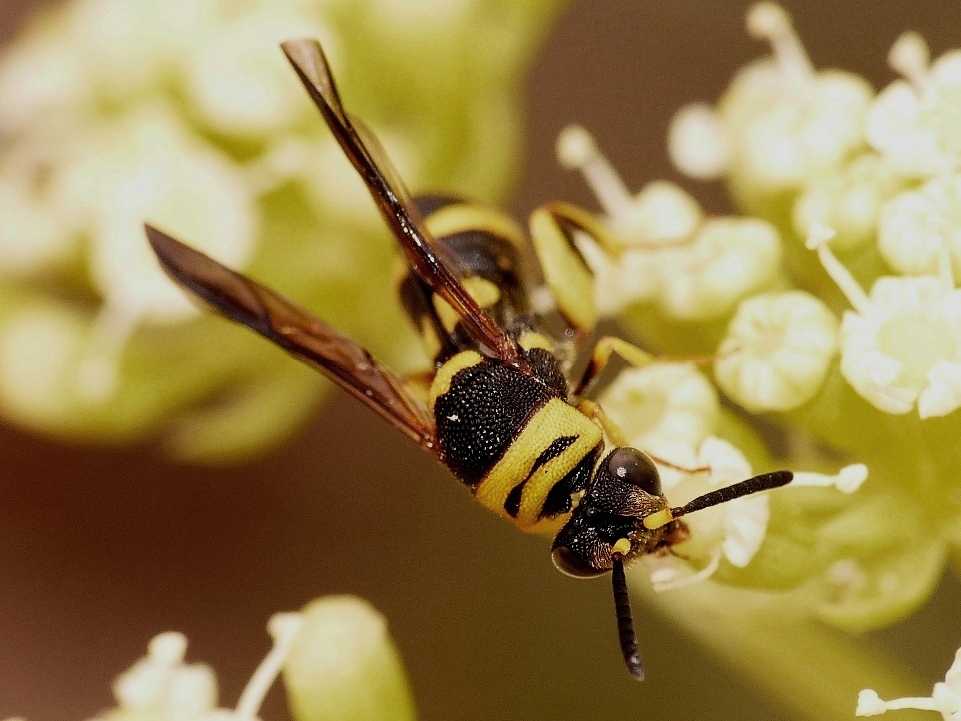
283;597;416;721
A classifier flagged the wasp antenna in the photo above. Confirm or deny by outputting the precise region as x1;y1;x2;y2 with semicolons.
672;470;793;519
612;557;644;681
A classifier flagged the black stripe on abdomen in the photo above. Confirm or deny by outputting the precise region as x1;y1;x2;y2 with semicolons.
504;435;577;517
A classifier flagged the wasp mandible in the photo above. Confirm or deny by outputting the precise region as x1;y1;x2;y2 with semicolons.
146;38;793;680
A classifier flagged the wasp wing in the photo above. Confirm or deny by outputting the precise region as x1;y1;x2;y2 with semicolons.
280;38;521;366
146;224;437;453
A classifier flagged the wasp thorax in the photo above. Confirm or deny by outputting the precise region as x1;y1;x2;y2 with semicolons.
551;447;670;578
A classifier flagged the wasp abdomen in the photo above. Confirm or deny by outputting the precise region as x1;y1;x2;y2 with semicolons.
431;351;603;533
399;196;528;363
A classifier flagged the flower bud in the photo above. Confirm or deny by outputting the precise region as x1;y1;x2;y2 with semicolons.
283;596;416;721
716;291;839;412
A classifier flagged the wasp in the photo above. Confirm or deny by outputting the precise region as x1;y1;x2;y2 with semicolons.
145;38;793;680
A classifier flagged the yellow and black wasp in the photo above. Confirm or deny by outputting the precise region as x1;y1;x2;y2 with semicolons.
145;38;793;680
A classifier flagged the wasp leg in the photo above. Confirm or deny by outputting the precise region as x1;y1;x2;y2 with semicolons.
572;336;716;399
646;456;710;475
577;399;628;446
577;397;710;475
529;201;621;336
572;336;656;398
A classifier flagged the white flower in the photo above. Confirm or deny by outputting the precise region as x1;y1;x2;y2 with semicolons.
716;290;839;412
0;301;86;429
253;129;421;227
857;647;961;719
599;363;719;464
867;31;961;177
556;124;699;311
647;439;866;593
50;103;258;400
0;20;88;133
0;172;74;277
879;174;961;278
667;103;730;180
794;153;904;253
108;632;219;719
557;124;782;321
557;124;703;246
185;6;337;137
90;614;304;721
670;3;872;194
64;0;219;98
645;437;769;591
654;217;781;321
808;225;961;418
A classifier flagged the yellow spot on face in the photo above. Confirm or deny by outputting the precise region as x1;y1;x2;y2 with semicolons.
612;538;632;556
643;508;673;530
429;350;482;411
433;276;501;334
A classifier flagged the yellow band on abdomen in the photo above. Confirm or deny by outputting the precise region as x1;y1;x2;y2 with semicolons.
475;398;602;531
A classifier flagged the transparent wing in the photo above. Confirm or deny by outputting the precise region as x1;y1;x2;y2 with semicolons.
146;224;437;453
280;38;521;366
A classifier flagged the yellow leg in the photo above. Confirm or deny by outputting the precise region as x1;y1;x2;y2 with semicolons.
573;336;656;398
529;202;619;335
578;398;709;475
573;336;715;399
577;399;628;446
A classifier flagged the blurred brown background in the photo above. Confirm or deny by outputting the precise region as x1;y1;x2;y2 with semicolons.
2;2;961;720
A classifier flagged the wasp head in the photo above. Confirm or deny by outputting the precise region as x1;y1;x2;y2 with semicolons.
551;447;683;578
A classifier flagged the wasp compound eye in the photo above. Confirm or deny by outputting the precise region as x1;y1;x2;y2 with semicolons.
551;544;607;578
606;447;661;496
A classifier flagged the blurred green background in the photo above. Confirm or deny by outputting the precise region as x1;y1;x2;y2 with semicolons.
2;2;961;720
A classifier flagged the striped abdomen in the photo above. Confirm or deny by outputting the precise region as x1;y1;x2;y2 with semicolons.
400;195;529;363
429;349;603;534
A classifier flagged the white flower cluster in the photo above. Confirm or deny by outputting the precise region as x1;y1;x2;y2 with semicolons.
599;363;864;592
0;0;554;454
556;125;782;321
656;2;961;420
85;613;302;721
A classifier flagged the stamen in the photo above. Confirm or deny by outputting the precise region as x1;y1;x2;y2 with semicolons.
791;464;868;494
234;612;304;719
556;124;634;217
148;631;188;665
888;32;930;90
746;3;815;86
806;224;871;314
856;689;940;716
668;103;729;180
